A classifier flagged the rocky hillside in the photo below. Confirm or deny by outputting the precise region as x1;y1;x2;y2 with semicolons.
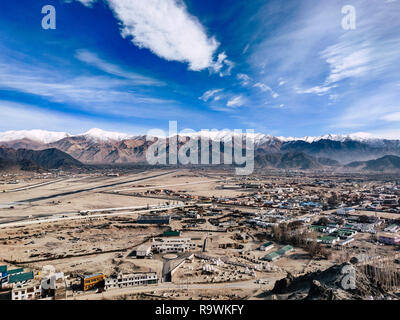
0;147;83;170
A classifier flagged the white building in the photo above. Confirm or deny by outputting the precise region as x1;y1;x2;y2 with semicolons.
136;244;152;258
105;272;158;290
151;238;196;253
336;208;355;216
12;283;41;300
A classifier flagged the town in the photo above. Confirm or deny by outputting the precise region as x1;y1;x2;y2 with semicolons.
1;168;400;300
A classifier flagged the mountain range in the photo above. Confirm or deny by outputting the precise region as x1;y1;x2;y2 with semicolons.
0;146;83;171
1;128;400;172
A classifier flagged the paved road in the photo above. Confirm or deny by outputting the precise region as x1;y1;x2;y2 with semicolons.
113;179;225;193
68;277;282;300
4;178;65;193
0;203;186;229
8;170;176;204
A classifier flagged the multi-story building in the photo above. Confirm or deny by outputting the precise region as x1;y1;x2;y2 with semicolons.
151;238;196;253
11;283;41;300
105;272;158;290
79;273;105;291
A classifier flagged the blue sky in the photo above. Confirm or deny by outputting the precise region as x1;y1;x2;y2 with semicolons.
0;0;399;137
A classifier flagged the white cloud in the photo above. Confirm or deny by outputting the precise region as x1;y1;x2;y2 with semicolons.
242;44;250;55
199;89;223;102
295;85;335;96
331;85;400;130
0;100;147;135
75;49;164;86
236;74;278;99
380;112;400;122
237;73;251;86
101;0;227;72
278;79;287;86
0;54;184;121
227;95;246;107
321;45;372;85
212;52;235;77
65;0;97;7
254;82;279;98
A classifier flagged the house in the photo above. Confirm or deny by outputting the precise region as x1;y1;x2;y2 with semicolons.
136;244;152;258
8;272;34;284
163;230;181;237
378;233;400;245
264;251;281;262
263;245;294;261
319;236;340;245
40;271;66;300
309;225;336;234
384;224;400;233
337;229;357;238
79;273;105;291
276;245;294;256
105;272;158;290
336;237;355;247
0;265;7;284
11;283;41;300
259;241;274;252
336;208;355;216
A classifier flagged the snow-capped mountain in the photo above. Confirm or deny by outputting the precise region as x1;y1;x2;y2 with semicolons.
0;129;70;144
81;128;134;142
277;132;381;143
0;128;397;145
1;128;400;165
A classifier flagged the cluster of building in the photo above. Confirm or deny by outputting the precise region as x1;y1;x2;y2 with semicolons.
1;265;65;300
0;263;160;300
263;245;294;262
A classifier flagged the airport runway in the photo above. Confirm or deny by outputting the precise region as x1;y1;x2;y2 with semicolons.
0;203;185;229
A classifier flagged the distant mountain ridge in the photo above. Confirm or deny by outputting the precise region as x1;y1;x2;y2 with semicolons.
0;146;83;171
1;128;400;165
346;155;400;172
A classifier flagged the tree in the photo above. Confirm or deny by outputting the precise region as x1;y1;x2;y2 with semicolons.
317;217;330;226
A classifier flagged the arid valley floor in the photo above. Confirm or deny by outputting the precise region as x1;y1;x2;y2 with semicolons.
1;168;400;300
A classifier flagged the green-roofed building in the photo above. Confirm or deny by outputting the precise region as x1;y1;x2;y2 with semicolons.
264;251;281;261
277;245;294;256
8;272;34;284
8;268;24;275
319;235;340;245
259;241;274;251
163;231;181;237
309;225;326;233
337;229;357;237
0;265;6;274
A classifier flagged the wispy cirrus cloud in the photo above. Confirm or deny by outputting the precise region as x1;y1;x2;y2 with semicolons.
226;95;246;107
199;89;223;102
236;73;278;99
75;49;164;86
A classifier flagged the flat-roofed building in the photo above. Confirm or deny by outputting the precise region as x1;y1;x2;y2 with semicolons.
259;242;274;252
8;271;34;284
378;233;400;245
151;238;196;253
137;215;171;225
12;283;41;300
336;208;355;216
136;243;152;258
105;272;158;290
264;251;281;261
79;273;105;291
